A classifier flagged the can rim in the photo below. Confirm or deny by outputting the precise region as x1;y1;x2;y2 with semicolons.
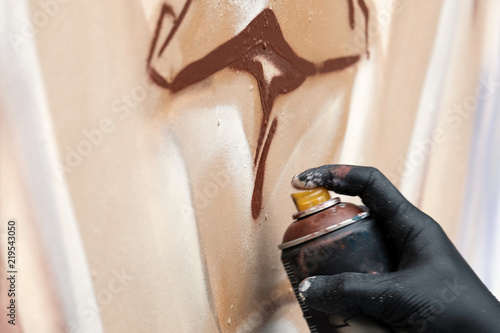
292;197;340;220
278;212;370;250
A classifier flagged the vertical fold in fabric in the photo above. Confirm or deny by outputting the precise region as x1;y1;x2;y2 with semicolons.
0;1;103;331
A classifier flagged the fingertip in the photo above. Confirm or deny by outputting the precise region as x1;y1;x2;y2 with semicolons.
298;276;342;313
299;276;314;292
291;173;318;189
298;277;312;301
298;276;318;301
291;166;334;189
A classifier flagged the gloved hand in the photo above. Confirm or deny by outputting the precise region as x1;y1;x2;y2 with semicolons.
292;165;500;333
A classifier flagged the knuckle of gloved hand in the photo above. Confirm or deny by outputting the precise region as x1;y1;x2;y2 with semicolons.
365;166;384;182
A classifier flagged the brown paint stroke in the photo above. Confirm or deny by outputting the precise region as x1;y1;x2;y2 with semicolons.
348;0;355;29
347;0;370;58
147;3;370;219
251;117;278;219
357;0;370;59
158;0;193;56
146;3;176;66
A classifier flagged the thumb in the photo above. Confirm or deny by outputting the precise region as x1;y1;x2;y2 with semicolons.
298;273;395;319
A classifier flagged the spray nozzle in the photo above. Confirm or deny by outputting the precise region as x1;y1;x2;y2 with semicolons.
291;188;331;212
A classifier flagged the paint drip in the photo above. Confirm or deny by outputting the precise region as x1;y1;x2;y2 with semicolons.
147;1;370;219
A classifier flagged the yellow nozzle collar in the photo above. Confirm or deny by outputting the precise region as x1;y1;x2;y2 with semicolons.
291;188;331;211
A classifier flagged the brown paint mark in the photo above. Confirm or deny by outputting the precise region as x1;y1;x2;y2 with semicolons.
319;55;360;73
158;0;193;56
346;0;370;58
146;3;176;66
357;0;370;59
251;117;278;219
147;4;370;219
347;0;355;29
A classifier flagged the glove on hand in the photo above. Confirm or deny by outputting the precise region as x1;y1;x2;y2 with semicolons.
292;165;500;333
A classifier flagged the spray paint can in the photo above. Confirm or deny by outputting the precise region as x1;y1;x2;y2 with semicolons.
279;188;395;332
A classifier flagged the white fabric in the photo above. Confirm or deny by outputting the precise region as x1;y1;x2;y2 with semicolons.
458;0;500;298
0;0;103;332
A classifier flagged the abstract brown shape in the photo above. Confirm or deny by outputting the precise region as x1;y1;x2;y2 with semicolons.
147;2;370;219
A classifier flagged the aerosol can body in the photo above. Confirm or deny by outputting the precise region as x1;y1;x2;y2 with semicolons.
279;188;394;332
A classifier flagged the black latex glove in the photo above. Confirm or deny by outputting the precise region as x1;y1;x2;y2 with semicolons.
292;165;500;333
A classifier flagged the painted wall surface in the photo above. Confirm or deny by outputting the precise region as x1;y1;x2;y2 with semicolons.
1;0;499;332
